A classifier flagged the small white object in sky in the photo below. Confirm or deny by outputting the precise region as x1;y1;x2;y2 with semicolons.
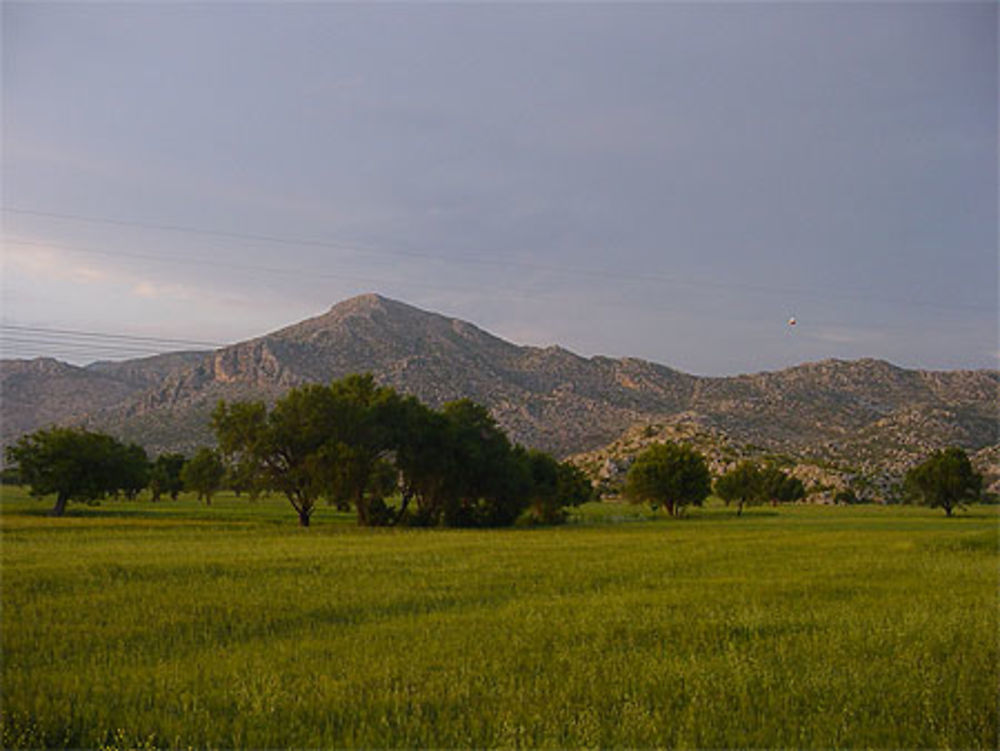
787;317;797;326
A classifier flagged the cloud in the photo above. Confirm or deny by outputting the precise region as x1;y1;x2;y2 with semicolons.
808;327;886;346
3;240;204;304
3;243;110;284
130;280;194;301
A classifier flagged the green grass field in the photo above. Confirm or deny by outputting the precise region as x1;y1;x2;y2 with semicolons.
2;487;997;749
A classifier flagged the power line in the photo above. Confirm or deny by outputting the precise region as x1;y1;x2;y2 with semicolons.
0;324;223;349
4;206;994;314
0;338;173;357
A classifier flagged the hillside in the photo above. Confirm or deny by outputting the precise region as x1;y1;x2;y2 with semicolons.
2;294;997;490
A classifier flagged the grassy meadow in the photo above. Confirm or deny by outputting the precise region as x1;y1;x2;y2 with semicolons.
2;487;997;749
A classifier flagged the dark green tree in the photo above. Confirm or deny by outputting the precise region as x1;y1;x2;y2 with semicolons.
324;374;402;526
521;451;594;524
213;375;403;527
149;453;186;502
214;388;330;526
557;461;595;509
522;448;562;524
181;448;225;505
624;443;711;517
391;396;455;525
5;427;142;516
833;489;858;505
904;447;982;517
715;460;763;516
439;399;530;527
759;465;805;506
212;400;268;500
116;443;151;501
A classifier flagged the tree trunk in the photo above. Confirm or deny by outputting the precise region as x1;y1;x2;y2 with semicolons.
49;493;68;517
945;505;953;517
392;490;413;526
298;509;311;527
737;501;744;517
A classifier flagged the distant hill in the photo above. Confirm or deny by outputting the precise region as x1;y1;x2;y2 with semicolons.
0;352;205;449
2;293;997;492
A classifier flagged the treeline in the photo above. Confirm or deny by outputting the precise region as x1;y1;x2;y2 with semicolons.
211;374;592;527
5;374;593;526
4;374;984;522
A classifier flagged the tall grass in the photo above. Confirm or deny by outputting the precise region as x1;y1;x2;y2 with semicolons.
2;489;997;749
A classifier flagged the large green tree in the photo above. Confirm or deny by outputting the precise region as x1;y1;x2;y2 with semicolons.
148;453;186;502
521;450;594;524
323;374;402;526
758;465;805;506
181;448;225;505
904;447;982;517
116;443;151;501
213;375;553;529
715;461;804;515
212;374;403;527
388;395;454;525
438;400;530;527
715;460;763;516
214;387;330;526
624;443;711;517
5;427;147;516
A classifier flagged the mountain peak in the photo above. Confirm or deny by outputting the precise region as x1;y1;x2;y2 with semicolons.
329;292;391;313
327;292;424;319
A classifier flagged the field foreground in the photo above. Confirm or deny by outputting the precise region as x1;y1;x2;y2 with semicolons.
2;491;998;749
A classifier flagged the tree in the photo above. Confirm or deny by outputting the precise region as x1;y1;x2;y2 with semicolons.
213;377;533;529
116;443;151;501
715;461;804;515
323;374;402;526
557;460;594;509
522;448;562;524
391;396;455;526
715;460;763;516
212;375;403;527
904;447;982;517
624;443;711;517
213;390;327;526
758;464;805;506
833;489;857;505
439;400;530;527
181;448;225;505
521;451;594;524
149;453;186;502
4;427;144;516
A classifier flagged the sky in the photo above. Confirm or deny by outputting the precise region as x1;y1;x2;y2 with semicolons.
2;1;996;376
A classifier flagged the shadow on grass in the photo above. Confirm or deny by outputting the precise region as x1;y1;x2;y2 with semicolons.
7;503;356;527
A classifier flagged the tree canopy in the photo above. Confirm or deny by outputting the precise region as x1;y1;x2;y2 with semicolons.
624;443;711;517
715;461;805;515
714;460;762;516
904;447;982;517
5;427;149;516
149;453;186;502
212;374;581;528
181;448;225;505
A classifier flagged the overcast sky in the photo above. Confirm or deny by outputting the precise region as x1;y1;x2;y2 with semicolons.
2;2;996;375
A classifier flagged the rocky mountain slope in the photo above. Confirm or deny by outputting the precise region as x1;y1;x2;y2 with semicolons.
2;294;997;493
0;352;205;449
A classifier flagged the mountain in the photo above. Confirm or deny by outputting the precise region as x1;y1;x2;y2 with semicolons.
78;294;699;455
2;293;997;492
0;352;205;450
